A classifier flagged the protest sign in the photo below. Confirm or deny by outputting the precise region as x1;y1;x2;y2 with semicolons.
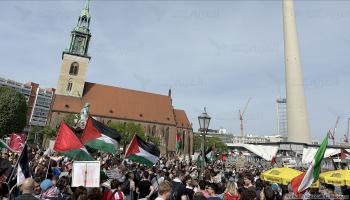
72;161;100;187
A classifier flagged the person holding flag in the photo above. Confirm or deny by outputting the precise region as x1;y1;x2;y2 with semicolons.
291;134;328;197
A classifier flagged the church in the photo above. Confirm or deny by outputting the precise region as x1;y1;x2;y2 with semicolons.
48;0;193;157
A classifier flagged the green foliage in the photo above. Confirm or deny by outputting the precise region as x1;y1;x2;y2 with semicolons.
207;136;228;153
193;134;202;152
147;135;161;147
0;87;28;137
108;122;146;151
193;134;228;153
28;125;57;146
63;114;76;128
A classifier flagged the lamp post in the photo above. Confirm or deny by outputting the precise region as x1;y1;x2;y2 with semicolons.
198;107;211;177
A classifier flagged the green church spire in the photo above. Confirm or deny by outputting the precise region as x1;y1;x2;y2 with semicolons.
64;0;92;59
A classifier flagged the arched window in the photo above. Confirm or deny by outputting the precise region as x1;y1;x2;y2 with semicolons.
151;126;156;136
67;81;73;93
69;62;79;76
147;125;151;135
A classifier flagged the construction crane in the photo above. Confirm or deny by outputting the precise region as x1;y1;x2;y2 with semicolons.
239;97;252;137
328;116;340;145
344;118;350;143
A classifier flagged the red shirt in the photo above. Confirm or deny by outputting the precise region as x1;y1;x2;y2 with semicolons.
102;190;125;200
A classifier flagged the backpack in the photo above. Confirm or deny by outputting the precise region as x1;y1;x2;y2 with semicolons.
122;180;130;195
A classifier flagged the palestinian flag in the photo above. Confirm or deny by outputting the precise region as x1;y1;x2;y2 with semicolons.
53;122;94;161
81;116;121;154
291;135;328;195
175;133;182;153
205;147;214;163
125;134;160;166
0;139;15;152
17;144;31;185
9;133;26;153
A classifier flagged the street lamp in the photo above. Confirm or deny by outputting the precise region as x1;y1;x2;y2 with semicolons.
198;107;211;176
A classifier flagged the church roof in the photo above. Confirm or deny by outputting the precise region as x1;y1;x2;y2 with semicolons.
52;82;177;125
174;109;192;130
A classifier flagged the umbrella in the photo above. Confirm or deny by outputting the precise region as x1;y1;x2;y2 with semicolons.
261;167;319;188
319;170;350;186
261;168;302;185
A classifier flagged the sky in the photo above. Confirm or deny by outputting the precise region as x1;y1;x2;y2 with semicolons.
1;0;350;142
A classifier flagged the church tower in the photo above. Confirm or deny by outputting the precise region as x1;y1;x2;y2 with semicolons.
56;0;91;97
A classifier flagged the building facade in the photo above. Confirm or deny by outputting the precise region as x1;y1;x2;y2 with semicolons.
0;76;55;127
49;1;193;156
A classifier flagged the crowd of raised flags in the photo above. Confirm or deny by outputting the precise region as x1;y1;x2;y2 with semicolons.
1;118;350;200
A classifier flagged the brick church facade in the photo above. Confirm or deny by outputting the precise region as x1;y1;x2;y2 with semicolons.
49;0;193;157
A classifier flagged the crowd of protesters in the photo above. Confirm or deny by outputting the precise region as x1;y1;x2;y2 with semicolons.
1;147;350;200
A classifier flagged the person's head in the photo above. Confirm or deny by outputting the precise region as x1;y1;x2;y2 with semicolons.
126;171;134;180
241;189;257;200
193;192;207;200
33;177;42;195
57;176;70;192
52;176;59;186
20;178;35;194
263;186;275;200
158;181;172;200
75;186;87;198
198;180;206;190
184;175;192;186
110;179;120;190
255;179;265;190
175;170;185;181
206;183;218;196
243;173;254;186
88;187;102;200
225;181;238;196
40;179;53;192
143;171;150;180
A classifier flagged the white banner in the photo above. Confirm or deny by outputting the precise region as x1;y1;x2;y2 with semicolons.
72;161;100;187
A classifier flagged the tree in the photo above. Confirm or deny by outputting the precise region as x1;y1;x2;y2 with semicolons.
207;136;228;153
193;134;228;153
28;125;57;147
108;122;146;152
193;134;202;152
147;135;161;147
63;114;76;128
0;87;28;137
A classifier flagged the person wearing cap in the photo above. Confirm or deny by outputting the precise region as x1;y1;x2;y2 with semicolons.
15;178;39;200
40;179;61;200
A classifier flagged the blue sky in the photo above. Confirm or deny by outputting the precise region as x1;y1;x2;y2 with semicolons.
1;0;350;142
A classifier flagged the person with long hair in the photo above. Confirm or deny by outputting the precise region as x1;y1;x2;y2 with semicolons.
224;181;240;200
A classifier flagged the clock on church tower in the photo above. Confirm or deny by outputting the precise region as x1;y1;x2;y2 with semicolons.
56;0;91;97
72;36;86;55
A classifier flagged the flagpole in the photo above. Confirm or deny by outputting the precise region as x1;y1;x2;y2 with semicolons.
123;134;136;160
6;142;28;196
45;154;52;179
6;142;26;185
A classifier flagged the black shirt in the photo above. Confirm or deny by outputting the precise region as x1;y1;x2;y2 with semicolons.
15;194;39;200
138;180;152;198
171;181;187;200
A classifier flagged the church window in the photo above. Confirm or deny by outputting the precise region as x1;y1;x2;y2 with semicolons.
69;62;79;75
151;126;156;136
67;81;73;92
